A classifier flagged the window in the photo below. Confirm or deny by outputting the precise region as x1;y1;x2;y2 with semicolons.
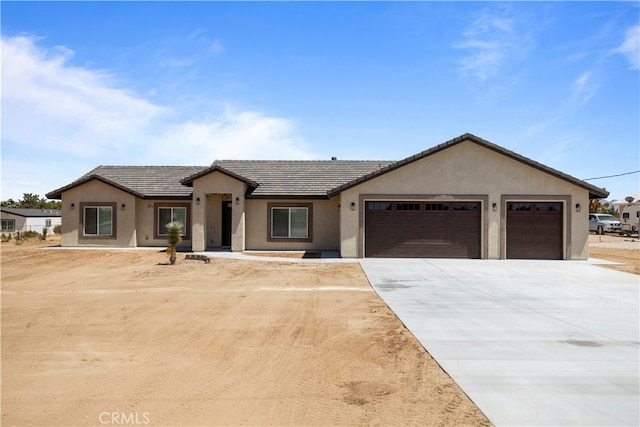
268;203;313;242
367;202;392;211
453;203;479;211
425;203;449;211
83;206;113;236
536;203;561;212
1;219;15;232
45;219;52;228
154;204;190;239
508;203;532;211
397;203;421;211
272;207;308;238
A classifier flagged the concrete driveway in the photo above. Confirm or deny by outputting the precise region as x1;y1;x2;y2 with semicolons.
359;258;639;427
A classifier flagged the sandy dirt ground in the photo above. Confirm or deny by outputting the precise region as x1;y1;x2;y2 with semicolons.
1;237;491;427
587;234;640;275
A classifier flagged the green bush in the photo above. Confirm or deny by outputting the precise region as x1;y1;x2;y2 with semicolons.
53;224;62;235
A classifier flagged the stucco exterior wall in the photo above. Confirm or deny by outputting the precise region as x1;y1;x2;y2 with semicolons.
60;180;137;247
134;199;192;248
339;141;590;259
191;171;247;252
244;198;340;251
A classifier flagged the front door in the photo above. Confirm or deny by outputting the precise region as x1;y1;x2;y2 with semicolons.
221;201;232;247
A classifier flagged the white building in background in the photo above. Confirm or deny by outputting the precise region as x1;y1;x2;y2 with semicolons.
0;208;62;234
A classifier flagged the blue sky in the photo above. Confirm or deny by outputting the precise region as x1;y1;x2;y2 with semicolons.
2;1;639;202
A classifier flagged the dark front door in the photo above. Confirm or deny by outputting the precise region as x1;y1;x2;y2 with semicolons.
221;201;232;247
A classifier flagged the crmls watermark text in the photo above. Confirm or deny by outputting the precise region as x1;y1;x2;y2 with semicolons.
98;411;150;425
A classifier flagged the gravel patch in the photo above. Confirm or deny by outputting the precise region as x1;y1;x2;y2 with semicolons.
589;240;640;250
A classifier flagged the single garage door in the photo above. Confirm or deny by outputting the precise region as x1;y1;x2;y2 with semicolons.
365;201;481;258
506;202;563;259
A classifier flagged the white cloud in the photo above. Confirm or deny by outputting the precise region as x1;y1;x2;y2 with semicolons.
454;5;533;80
2;35;166;157
615;25;640;69
1;35;313;200
155;109;313;164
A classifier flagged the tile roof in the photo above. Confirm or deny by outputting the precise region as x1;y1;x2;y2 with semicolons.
46;133;608;200
46;166;206;199
207;160;394;197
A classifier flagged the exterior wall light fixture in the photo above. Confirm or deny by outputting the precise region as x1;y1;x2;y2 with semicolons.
350;202;356;211
492;203;497;212
235;197;240;205
121;203;126;211
196;197;200;205
575;203;581;212
70;203;75;210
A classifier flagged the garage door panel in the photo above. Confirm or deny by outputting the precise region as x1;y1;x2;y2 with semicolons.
507;203;563;259
365;201;481;258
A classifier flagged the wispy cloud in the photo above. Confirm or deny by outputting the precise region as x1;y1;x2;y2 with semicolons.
615;25;640;69
571;71;596;105
1;35;313;199
454;5;534;81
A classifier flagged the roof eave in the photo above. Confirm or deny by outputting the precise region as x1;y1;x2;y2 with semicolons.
46;175;146;200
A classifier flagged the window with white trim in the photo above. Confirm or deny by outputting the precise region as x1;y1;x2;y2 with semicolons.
84;206;113;236
1;219;15;232
157;207;188;237
271;207;308;238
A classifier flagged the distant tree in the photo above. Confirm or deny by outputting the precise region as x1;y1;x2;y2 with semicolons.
1;194;61;210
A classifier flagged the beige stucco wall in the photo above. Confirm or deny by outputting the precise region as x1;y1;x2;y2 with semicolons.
134;199;192;248
245;198;340;251
339;140;590;259
60;180;138;247
191;172;247;252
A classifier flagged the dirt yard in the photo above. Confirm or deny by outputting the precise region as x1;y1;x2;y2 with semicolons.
1;238;491;427
587;234;640;275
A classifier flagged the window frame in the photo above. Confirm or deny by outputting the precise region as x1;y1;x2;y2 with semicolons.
267;203;313;242
1;219;15;232
80;202;116;239
154;203;191;240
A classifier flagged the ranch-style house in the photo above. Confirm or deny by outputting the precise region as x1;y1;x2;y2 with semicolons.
46;133;608;259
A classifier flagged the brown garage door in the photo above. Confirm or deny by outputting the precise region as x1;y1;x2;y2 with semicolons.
506;202;563;259
365;201;481;258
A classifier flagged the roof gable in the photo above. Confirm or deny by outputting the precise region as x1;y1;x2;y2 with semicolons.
328;133;608;199
47;166;206;200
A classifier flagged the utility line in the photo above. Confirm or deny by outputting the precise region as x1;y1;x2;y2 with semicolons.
584;170;640;180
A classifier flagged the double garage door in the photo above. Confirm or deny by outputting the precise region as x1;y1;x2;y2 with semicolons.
365;201;481;258
364;200;563;259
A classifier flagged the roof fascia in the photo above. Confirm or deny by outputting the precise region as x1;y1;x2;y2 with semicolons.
46;175;145;200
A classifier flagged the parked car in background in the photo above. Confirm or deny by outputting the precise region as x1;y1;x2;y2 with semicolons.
589;213;622;234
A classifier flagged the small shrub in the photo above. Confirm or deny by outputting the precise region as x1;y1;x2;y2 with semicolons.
23;230;39;239
166;222;183;265
53;224;62;235
1;233;10;243
42;227;49;240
